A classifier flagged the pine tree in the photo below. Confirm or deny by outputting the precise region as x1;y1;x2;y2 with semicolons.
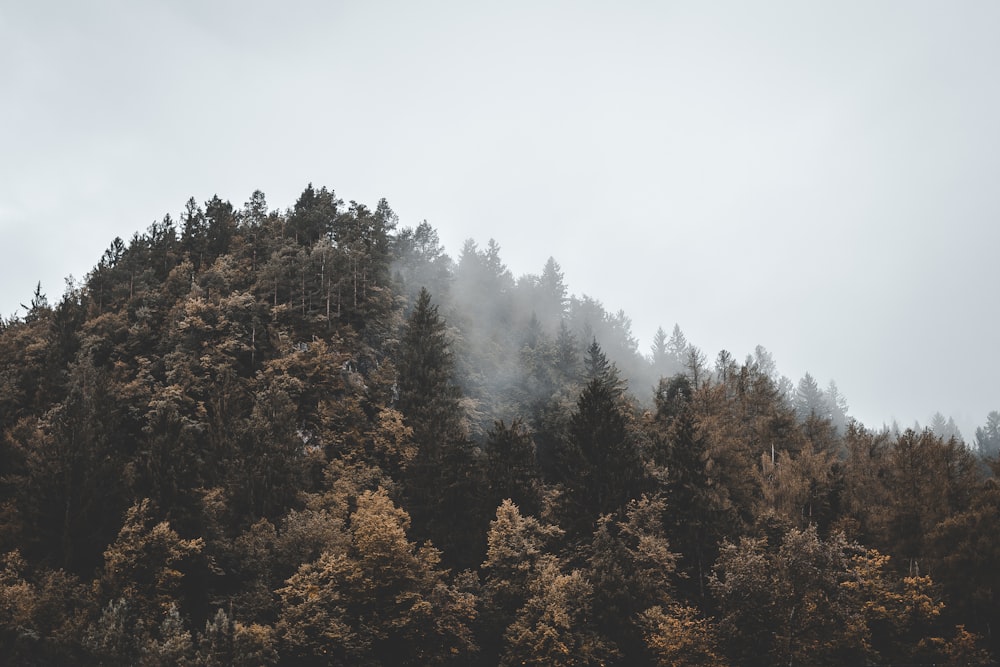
557;346;646;538
287;183;339;245
537;257;568;330
975;411;1000;459
397;288;464;446
485;420;541;516
583;338;625;397
666;324;688;364
397;288;484;566
553;320;579;385
794;372;827;422
650;326;671;379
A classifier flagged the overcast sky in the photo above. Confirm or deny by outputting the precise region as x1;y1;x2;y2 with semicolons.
2;1;999;437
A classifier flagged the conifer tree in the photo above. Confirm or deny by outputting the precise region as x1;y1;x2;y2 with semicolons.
485;419;541;516
650;326;671;379
557;342;646;537
397;288;484;566
666;324;688;364
537;257;568;330
794;372;827;422
975;411;1000;459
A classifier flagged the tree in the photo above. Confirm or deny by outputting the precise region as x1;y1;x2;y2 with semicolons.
501;557;618;667
650;374;729;602
883;429;979;574
929;475;1000;659
974;411;1000;459
553;320;580;385
794;372;827;422
203;194;237;260
393;221;453;308
396;288;484;566
582;338;625;397
666;324;688;364
639;605;727;667
287;183;340;245
87;500;203;664
0;551;92;663
484;420;541;516
714;349;737;385
825;379;849;433
95;499;203;621
585;495;680;662
685;345;707;388
556;347;646;538
12;357;133;573
536;257;568;330
757;439;837;529
194;607;278;666
480;500;563;664
649;326;671;380
397;288;464;445
712;527;880;666
275;488;478;665
180;197;208;270
839;423;893;544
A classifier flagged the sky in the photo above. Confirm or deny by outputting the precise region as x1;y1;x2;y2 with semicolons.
2;1;999;438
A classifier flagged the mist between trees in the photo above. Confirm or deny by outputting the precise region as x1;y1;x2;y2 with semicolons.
0;184;997;665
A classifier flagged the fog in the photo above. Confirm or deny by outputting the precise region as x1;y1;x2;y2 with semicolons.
3;1;999;437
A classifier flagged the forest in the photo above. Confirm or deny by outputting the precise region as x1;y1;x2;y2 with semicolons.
1;184;998;665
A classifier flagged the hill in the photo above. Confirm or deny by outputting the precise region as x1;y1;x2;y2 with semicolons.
0;186;996;665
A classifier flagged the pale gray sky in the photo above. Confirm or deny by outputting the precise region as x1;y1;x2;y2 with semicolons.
2;1;999;437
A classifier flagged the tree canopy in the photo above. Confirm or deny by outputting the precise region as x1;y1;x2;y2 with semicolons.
0;184;995;665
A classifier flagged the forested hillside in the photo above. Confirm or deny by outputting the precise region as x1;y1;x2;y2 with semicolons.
1;185;997;665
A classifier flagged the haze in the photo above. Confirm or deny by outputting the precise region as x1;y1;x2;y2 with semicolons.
2;1;999;437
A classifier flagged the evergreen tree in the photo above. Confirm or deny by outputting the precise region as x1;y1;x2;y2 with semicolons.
649;325;671;379
825;379;849;433
666;324;688;364
650;374;725;602
585;495;680;663
537;257;568;330
287;183;339;245
397;288;484;566
794;372;827;422
180;197;208;270
975;410;1000;459
203;194;237;260
553;319;580;385
583;338;625;397
557;346;646;537
397;288;464;445
485;420;541;516
393;221;453;308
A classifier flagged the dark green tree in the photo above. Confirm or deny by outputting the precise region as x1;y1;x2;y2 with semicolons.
397;288;484;566
650;374;726;603
203;194;237;260
556;344;646;538
484;420;541;516
287;183;339;245
180;197;208;270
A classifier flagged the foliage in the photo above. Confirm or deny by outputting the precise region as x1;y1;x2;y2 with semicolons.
0;185;994;664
